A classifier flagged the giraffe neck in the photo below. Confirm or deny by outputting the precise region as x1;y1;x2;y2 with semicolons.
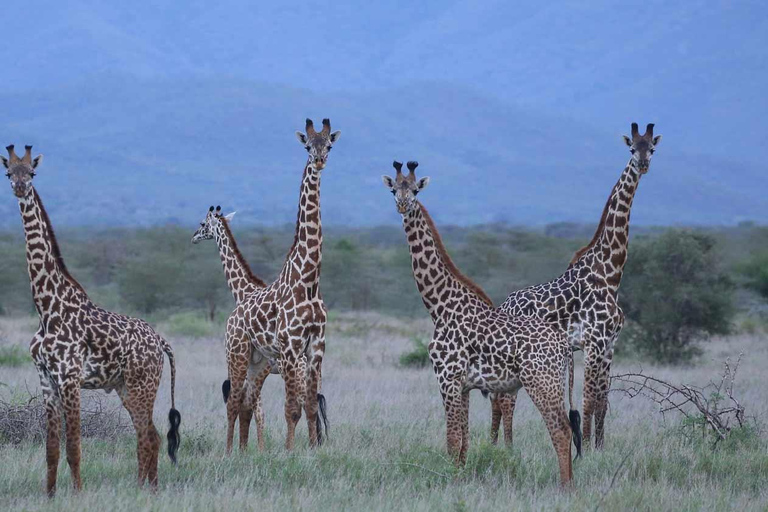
281;162;323;293
577;158;642;293
213;217;265;304
402;202;494;323
18;187;87;315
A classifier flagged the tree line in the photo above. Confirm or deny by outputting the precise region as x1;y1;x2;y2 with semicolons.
1;222;766;364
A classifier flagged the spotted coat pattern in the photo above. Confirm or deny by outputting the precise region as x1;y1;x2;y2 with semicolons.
2;146;179;495
223;119;339;452
383;162;577;486
491;124;662;450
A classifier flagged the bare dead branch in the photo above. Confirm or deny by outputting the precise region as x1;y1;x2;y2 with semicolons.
0;391;132;445
610;354;750;445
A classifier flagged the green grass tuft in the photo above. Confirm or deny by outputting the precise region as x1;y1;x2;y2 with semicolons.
0;345;30;367
399;337;430;368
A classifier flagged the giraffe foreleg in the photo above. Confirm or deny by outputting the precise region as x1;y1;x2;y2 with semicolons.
241;355;270;451
459;390;470;465
491;392;517;447
36;364;61;497
438;379;466;466
60;379;83;492
594;348;615;450
225;336;249;455
304;328;327;448
582;340;610;451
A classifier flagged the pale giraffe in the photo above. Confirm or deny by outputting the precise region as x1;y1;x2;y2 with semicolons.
491;123;662;449
382;160;581;486
191;205;279;451
223;118;338;452
2;145;180;495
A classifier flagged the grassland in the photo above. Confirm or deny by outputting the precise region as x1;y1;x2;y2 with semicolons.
1;313;767;511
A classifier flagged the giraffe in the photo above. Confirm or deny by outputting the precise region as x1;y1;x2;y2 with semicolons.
222;118;338;453
490;123;662;450
191;205;278;452
382;161;581;486
2;145;181;495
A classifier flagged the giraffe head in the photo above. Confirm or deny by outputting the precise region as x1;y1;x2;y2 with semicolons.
295;118;341;171
382;161;430;215
622;123;662;174
191;205;235;244
1;145;43;198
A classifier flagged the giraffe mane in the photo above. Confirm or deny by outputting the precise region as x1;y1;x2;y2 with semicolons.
33;189;88;295
218;216;267;288
569;179;618;266
418;202;494;308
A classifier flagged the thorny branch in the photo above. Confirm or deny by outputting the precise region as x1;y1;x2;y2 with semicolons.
610;354;749;445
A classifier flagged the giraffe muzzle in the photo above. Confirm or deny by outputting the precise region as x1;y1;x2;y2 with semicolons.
12;183;29;198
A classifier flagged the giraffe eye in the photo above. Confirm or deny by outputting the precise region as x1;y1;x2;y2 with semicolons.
305;145;311;151
30;172;35;177
200;222;204;227
649;149;655;154
326;146;332;151
630;149;636;154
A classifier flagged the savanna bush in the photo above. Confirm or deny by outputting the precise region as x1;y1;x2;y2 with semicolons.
621;230;734;364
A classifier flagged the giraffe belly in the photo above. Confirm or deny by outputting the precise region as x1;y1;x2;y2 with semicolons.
81;356;122;391
465;359;522;394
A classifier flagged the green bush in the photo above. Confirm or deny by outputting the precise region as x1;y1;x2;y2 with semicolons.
399;337;430;368
622;230;734;364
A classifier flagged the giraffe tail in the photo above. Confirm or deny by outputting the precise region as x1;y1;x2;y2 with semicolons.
222;379;231;403
316;393;329;446
163;341;181;464
568;350;582;459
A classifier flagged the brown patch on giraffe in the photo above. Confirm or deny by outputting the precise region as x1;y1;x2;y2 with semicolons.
418;202;494;308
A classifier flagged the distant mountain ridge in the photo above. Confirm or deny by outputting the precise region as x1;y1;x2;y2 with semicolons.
0;0;765;227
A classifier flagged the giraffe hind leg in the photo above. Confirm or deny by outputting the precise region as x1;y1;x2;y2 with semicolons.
524;372;574;487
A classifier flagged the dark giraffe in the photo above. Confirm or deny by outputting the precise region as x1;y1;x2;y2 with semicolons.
491;123;662;450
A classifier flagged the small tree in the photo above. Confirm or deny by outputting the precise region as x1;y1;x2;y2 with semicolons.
621;230;734;364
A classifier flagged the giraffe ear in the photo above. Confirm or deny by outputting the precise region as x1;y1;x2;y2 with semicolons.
329;130;341;143
381;175;396;190
295;131;308;145
652;135;662;146
622;135;633;147
224;211;236;221
416;176;430;192
0;155;8;169
31;154;43;169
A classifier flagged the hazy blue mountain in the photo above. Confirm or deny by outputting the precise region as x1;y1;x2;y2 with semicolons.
0;1;765;227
